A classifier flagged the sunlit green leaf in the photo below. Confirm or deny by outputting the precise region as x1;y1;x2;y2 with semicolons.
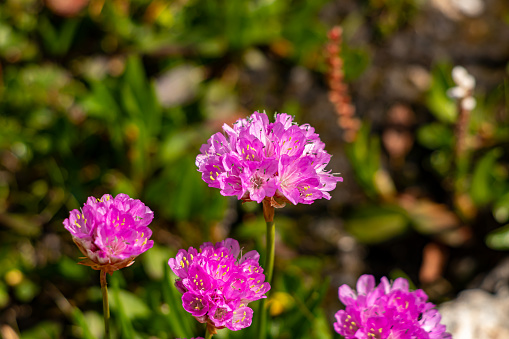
486;224;509;250
470;148;504;206
20;321;61;339
14;279;40;302
493;192;509;224
141;243;174;280
346;124;381;197
58;256;89;281
345;205;409;244
426;63;457;123
417;122;453;149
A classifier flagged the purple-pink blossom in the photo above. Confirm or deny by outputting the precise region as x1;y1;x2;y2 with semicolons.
334;275;451;339
168;238;270;332
63;193;154;273
196;111;342;206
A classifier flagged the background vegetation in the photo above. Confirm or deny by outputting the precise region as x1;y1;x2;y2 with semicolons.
1;0;509;338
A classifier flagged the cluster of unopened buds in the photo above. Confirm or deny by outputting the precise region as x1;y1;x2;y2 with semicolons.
169;238;270;333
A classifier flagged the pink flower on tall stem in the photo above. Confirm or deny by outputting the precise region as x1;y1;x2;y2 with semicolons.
63;193;154;339
63;193;154;274
334;275;452;339
196;111;342;207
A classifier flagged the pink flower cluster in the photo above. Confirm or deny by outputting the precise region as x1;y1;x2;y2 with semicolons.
334;275;451;339
63;193;154;273
196;111;342;206
168;239;270;331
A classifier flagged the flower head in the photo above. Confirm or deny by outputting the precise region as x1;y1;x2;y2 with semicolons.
196;111;342;207
334;275;451;339
168;238;270;332
63;193;154;274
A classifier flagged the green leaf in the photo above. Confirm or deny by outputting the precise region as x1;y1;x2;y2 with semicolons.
429;149;453;175
58;256;89;281
486;224;509;250
470;148;503;206
141;243;174;280
283;276;331;337
110;273;139;339
159;130;197;164
20;321;61;339
426;63;457;123
345;205;409;244
109;286;150;320
71;308;98;339
311;308;333;339
346;124;381;197
417;122;453;149
38;17;80;56
86;81;121;118
342;44;371;82
493;192;509;224
14;279;40;302
161;263;194;338
0;282;9;308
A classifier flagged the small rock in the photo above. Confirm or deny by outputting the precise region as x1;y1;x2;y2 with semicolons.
439;289;509;339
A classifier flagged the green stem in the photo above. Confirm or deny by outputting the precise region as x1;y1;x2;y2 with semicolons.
256;200;276;339
100;269;111;339
262;200;276;285
264;218;275;287
205;325;213;339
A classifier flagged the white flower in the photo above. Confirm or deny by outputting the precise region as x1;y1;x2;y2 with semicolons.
448;66;476;110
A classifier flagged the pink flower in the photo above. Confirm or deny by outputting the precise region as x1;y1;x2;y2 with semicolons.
196;111;342;207
168;239;270;332
63;193;154;274
334;275;452;339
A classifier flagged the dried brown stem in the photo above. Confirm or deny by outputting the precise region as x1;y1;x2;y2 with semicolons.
325;26;360;143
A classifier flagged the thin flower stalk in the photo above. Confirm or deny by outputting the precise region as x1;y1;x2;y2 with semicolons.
205;326;213;339
256;200;275;339
100;269;111;339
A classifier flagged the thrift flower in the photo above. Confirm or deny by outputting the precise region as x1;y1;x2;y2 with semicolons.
196;111;342;207
63;193;154;274
334;275;452;339
168;238;270;332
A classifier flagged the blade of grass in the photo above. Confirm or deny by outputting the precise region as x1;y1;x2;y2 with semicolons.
162;262;194;337
110;272;136;339
47;283;95;339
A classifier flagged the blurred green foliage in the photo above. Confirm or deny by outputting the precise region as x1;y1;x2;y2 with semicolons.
1;0;509;338
0;0;357;338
